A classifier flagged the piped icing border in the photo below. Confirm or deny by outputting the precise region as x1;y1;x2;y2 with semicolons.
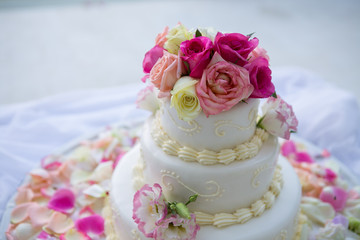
151;112;269;165
131;154;284;229
194;165;283;228
103;196;119;240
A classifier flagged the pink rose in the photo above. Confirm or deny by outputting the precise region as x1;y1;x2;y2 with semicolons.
153;214;199;240
143;45;164;74
150;51;180;98
245;57;274;98
155;26;169;48
248;46;269;63
133;184;168;238
259;96;298;140
180;36;214;78
214;32;258;67
196;60;254;116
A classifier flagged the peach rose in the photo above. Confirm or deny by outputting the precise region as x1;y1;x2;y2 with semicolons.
150;51;180;98
155;26;169;48
196;56;253;116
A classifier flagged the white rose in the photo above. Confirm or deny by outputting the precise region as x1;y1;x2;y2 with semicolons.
170;76;201;121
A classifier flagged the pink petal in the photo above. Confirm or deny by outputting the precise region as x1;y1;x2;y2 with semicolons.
60;229;90;240
6;224;17;240
319;186;347;212
48;188;75;214
324;168;337;182
43;212;74;235
37;231;51;239
79;206;96;217
322;149;331;158
15;187;34;204
41;155;62;170
10;202;35;224
280;140;297;157
75;214;105;236
141;74;150;83
30;168;50;179
40;186;56;198
295;151;315;163
28;204;53;228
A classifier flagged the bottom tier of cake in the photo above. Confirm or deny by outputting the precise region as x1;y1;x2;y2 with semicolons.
108;144;302;240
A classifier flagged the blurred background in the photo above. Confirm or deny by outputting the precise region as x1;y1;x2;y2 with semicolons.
0;0;360;105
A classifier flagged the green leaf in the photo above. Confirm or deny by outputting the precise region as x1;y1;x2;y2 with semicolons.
185;194;198;205
272;92;277;98
195;29;202;38
183;61;191;74
256;115;265;129
247;32;255;38
348;217;360;235
175;202;191;219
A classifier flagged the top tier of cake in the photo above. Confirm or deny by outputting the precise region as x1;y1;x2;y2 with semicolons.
159;98;259;152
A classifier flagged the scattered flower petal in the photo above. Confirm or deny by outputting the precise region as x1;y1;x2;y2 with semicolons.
79;206;96;217
37;231;51;239
280;140;297;157
89;161;113;183
70;169;92;185
48;188;75;214
319;186;347;212
83;184;107;198
295;152;314;163
15;187;34;204
10;202;35;224
43;212;74;235
60;228;90;240
301;197;335;225
324;168;337;182
314;221;347;240
41;155;62;170
12;223;40;240
75;214;105;236
28;204;53;228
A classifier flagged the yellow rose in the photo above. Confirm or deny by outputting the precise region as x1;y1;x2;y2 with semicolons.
164;23;193;55
171;76;201;121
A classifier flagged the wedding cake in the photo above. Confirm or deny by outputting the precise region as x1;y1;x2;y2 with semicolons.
107;24;302;240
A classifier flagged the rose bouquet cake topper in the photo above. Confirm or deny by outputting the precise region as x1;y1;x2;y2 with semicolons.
137;23;298;140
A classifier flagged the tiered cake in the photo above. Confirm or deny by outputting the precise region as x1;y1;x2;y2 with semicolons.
108;24;302;240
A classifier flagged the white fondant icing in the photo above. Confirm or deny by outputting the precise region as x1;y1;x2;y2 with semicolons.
160;99;259;152
152;111;269;165
110;145;302;240
160;170;225;201
142;117;279;214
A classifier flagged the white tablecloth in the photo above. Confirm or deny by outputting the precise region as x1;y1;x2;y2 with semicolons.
1;67;360;221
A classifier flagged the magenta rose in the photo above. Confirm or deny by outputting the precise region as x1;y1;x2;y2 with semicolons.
196;60;254;116
180;36;214;78
142;45;164;74
245;57;274;98
214;32;258;67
